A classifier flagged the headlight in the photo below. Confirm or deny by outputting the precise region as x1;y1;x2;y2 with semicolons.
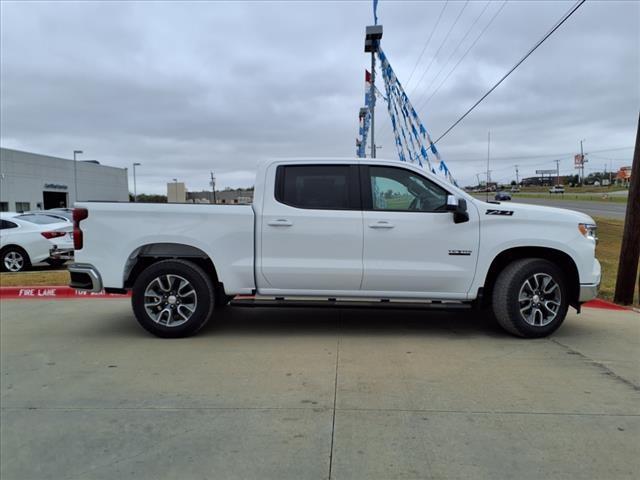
578;223;598;241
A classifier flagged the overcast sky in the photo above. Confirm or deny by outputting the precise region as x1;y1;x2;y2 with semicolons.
1;0;638;193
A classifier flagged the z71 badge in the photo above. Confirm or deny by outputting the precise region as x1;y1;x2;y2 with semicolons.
486;209;514;216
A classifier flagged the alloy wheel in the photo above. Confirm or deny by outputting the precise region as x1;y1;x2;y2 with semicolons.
518;273;562;327
143;274;198;327
4;251;25;272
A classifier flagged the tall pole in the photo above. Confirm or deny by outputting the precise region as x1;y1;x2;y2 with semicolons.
486;130;490;202
554;159;560;186
515;165;519;185
133;162;141;202
580;140;585;186
73;150;83;204
210;171;216;204
614;113;640;305
370;51;376;159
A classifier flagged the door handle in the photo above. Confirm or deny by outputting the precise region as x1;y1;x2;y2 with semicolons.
267;219;293;227
368;221;394;229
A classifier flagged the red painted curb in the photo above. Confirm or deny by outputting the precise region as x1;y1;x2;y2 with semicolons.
582;299;631;311
0;286;130;299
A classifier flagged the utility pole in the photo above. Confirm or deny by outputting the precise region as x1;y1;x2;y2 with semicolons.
365;25;382;159
210;171;216;204
579;139;587;186
614;113;640;305
486;130;491;202
515;165;519;185
554;159;560;186
476;173;481;188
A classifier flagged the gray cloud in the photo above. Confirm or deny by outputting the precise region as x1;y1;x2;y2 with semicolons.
1;0;638;192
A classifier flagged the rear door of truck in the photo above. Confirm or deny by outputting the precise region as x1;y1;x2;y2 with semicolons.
257;162;363;293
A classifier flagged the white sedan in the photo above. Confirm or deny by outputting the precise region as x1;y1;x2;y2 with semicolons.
0;213;72;272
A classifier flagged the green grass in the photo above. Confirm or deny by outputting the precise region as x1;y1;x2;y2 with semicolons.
593;217;638;306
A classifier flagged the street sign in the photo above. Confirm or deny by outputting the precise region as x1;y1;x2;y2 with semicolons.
535;169;556;174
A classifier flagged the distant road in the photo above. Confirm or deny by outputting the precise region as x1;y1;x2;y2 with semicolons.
510;197;626;220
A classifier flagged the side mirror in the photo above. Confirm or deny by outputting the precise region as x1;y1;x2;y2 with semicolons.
446;195;458;211
446;195;469;224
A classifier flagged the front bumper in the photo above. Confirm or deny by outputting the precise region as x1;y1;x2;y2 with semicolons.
68;263;103;292
579;283;599;302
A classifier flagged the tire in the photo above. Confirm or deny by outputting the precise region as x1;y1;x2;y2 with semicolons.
492;258;569;338
1;246;31;273
131;259;215;338
46;258;67;268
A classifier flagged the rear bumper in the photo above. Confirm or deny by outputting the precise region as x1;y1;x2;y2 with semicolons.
49;247;74;260
68;263;103;292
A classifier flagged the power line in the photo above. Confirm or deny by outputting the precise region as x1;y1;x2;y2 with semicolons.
408;0;470;97
417;0;509;112
434;0;587;144
404;1;449;90
411;1;493;110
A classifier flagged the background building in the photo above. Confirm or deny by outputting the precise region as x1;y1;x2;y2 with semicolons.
0;148;129;212
166;182;186;203
186;188;254;204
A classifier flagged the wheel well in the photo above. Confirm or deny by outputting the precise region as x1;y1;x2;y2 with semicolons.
481;247;580;307
123;243;221;293
0;244;31;262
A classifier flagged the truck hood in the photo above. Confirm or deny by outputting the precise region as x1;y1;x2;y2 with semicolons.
473;199;596;225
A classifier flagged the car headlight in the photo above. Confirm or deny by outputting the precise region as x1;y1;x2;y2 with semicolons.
578;223;598;241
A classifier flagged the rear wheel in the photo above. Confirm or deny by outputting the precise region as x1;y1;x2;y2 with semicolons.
132;259;215;338
492;259;568;338
1;247;30;272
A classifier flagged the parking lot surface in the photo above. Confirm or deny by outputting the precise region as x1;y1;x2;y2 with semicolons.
1;299;638;479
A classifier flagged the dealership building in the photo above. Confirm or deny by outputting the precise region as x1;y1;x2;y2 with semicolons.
0;148;129;212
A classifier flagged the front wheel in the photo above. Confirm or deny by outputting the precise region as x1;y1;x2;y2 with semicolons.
492;259;569;338
131;259;215;338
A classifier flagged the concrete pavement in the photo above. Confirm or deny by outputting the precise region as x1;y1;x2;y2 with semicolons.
1;299;638;479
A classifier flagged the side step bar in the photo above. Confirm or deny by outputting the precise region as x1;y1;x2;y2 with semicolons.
230;297;472;311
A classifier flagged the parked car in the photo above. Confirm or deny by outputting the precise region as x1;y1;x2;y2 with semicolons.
549;185;565;194
14;214;74;266
510;186;520;193
69;158;600;339
0;213;71;272
495;191;512;201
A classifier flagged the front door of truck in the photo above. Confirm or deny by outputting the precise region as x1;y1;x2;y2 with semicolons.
360;164;480;297
258;163;363;293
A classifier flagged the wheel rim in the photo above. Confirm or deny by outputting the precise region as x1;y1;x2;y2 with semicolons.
518;273;562;327
143;274;198;327
4;251;24;272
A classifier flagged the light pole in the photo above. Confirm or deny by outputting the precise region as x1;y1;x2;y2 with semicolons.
172;178;178;203
73;150;83;204
132;163;141;202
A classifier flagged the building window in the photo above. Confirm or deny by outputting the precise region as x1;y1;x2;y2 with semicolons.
0;202;8;212
15;202;30;213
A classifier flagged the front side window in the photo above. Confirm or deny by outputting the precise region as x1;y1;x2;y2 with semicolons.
276;165;355;210
369;166;448;212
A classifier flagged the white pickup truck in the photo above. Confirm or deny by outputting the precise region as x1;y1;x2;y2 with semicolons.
69;158;600;338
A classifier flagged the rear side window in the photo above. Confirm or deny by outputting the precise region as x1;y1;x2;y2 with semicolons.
0;220;18;229
275;165;358;210
14;214;62;225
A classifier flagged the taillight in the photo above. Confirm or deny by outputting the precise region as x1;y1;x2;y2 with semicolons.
41;231;67;239
73;208;88;250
